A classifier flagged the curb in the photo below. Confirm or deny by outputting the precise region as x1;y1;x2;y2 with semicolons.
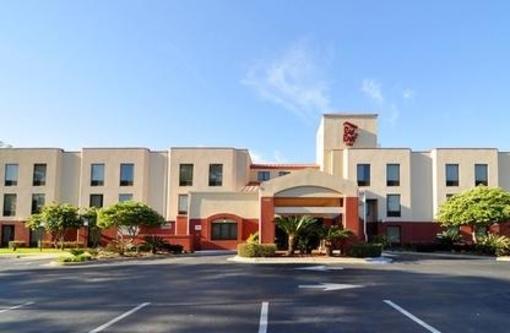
384;250;496;260
227;255;393;265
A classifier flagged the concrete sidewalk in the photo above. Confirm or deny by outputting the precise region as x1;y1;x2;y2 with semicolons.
228;255;392;264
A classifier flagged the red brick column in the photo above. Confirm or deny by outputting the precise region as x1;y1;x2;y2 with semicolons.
344;196;362;240
260;197;275;244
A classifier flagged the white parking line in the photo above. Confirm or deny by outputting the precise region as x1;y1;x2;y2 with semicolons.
88;302;151;333
383;300;441;333
0;301;34;314
258;301;269;333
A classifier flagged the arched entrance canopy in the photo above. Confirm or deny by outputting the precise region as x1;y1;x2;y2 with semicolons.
259;169;358;198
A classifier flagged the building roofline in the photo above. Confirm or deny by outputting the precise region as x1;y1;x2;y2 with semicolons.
250;163;319;170
0;147;64;151
82;147;151;151
323;113;378;118
170;147;249;152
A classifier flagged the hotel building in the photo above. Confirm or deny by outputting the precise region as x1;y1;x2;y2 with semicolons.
1;113;510;250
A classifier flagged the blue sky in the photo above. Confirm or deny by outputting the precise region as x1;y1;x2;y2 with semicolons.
1;1;509;163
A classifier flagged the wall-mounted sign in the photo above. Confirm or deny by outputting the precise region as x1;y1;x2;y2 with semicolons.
343;121;359;146
194;225;202;231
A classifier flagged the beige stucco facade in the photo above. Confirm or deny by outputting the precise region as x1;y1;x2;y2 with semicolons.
1;112;509;230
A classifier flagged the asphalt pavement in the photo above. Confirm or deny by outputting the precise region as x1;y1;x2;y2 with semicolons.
0;251;508;332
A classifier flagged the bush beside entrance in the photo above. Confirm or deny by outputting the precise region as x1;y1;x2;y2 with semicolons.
238;243;277;257
347;243;383;258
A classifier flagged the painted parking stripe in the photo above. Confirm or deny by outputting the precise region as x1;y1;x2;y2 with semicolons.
258;302;269;333
88;302;151;333
383;300;441;333
0;301;34;314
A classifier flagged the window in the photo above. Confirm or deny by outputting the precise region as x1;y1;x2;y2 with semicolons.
178;194;188;215
4;164;18;186
90;164;104;186
257;171;270;182
89;194;103;208
211;220;237;240
3;194;16;216
445;164;459;186
278;171;290;177
31;194;45;214
386;194;401;217
446;193;455;200
475;164;488;186
208;164;223;186
386;226;401;244
179;164;193;186
120;163;134;186
33;164;47;186
357;164;371;186
118;193;133;202
386;164;400;186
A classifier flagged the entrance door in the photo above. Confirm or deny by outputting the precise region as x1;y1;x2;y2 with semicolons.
366;199;378;240
30;228;44;247
1;225;15;247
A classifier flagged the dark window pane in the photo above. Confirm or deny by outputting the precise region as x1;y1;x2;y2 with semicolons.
386;164;400;186
4;164;18;186
386;194;401;217
445;164;459;186
118;193;133;202
33;164;47;186
120;163;134;186
257;171;270;182
475;164;488;186
3;194;16;216
91;164;104;186
211;221;237;240
89;194;103;208
357;164;371;186
209;164;223;186
179;164;193;186
31;194;45;214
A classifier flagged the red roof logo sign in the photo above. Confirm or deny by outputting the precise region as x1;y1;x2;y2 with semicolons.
343;121;358;146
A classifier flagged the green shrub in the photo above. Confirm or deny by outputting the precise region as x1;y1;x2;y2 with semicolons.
436;228;462;250
347;243;383;258
476;234;510;256
246;232;259;244
238;243;277;257
8;241;26;251
370;235;390;249
86;248;99;257
70;249;85;256
141;236;184;254
57;254;92;263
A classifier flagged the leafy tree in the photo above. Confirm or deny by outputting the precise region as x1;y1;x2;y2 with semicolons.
26;203;82;249
274;215;317;255
97;201;165;241
437;186;510;243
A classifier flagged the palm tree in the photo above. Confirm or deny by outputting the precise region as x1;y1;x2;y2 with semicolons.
274;215;317;255
321;226;353;256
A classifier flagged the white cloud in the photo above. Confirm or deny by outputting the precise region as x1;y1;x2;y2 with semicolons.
242;40;333;121
250;150;288;164
402;88;415;100
361;79;384;104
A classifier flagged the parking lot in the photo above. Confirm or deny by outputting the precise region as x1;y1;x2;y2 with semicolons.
0;252;509;332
